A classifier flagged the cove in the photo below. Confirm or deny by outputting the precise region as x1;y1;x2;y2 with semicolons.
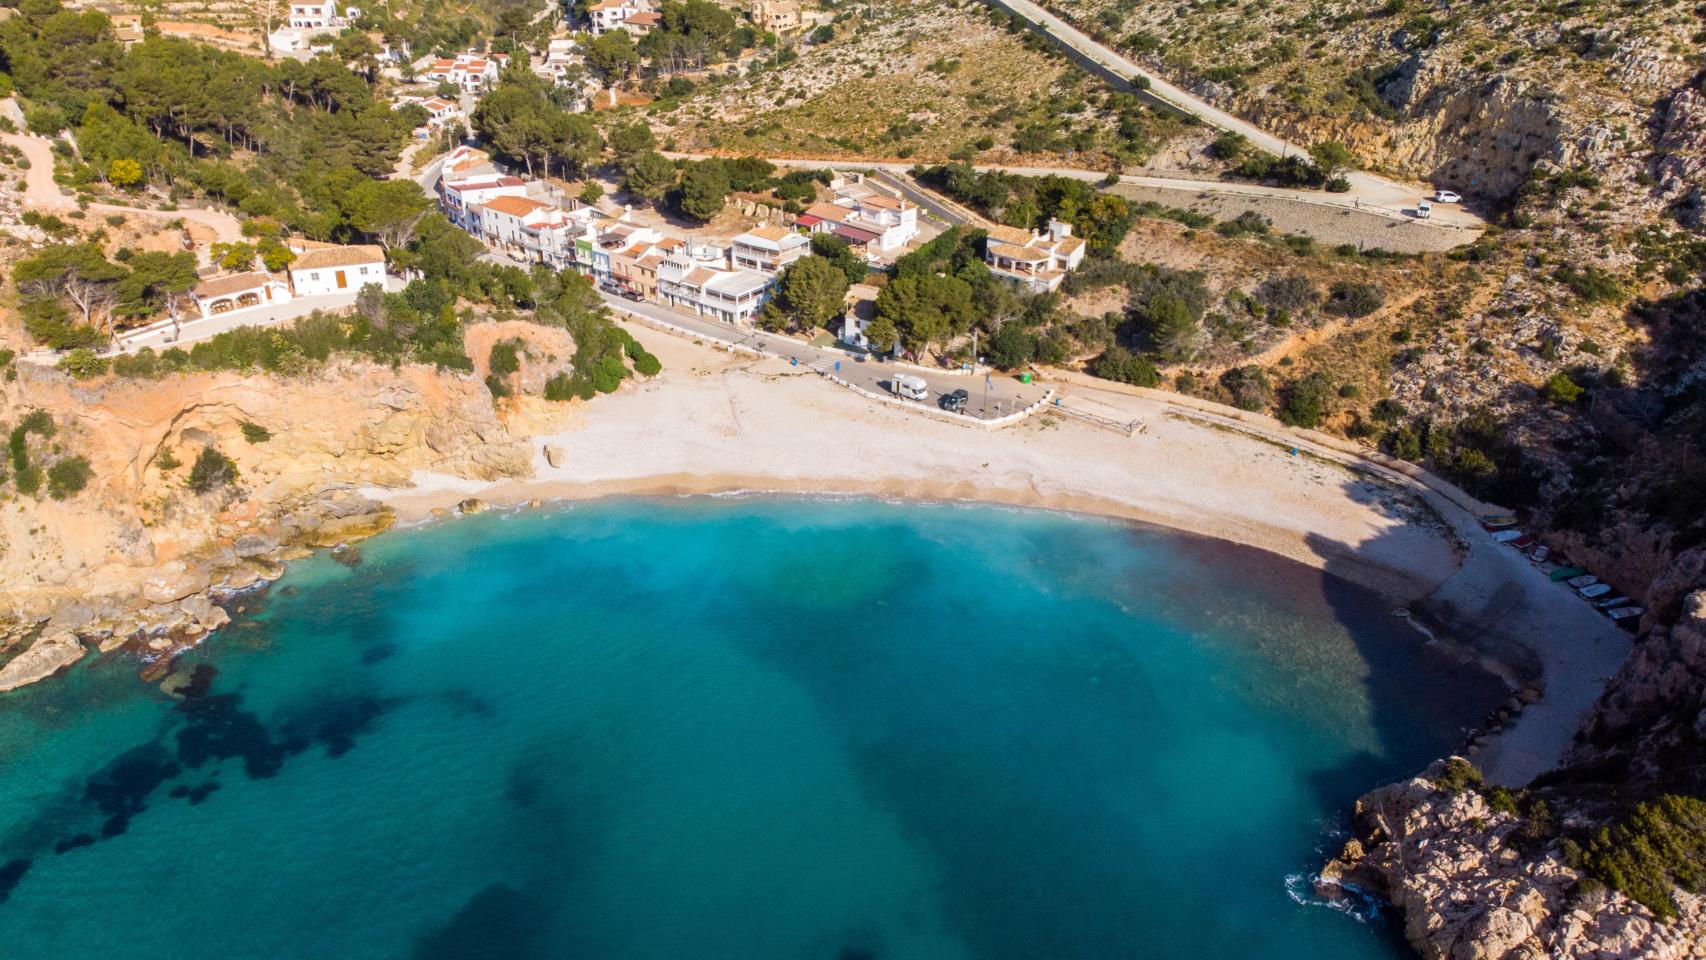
0;498;1505;960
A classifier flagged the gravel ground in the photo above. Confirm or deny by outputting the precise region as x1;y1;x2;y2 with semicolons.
1110;183;1479;254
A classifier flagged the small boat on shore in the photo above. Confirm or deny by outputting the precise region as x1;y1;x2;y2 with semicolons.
1510;535;1536;549
1529;545;1550;563
1481;515;1519;529
1491;529;1525;543
1567;574;1600;589
1578;583;1613;599
1549;566;1587;582
1607;606;1645;622
1595;595;1632;610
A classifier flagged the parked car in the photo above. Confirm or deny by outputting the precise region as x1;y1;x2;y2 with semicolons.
1434;189;1462;203
1415;200;1432;219
621;288;644;302
940;388;970;413
598;282;621;294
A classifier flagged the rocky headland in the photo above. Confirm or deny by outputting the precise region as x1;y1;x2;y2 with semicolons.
0;333;571;690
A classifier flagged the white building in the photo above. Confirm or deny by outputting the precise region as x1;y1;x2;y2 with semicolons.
796;191;919;255
729;225;810;274
395;95;463;137
190;272;292;319
287;243;387;296
982;220;1087;293
585;0;658;35
475;195;597;269
656;244;774;324
288;0;341;31
838;282;880;350
425;51;506;92
438;174;527;231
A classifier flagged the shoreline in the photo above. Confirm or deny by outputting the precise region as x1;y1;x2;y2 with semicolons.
373;469;1450;604
360;321;1631;785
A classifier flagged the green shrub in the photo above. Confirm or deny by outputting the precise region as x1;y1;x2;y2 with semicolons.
1278;373;1335;428
1584;795;1706;921
1089;346;1159;387
631;349;662;377
57;348;110;379
488;339;523;377
240;422;271;444
14;463;42;496
1325;281;1385;318
1543;372;1584;404
156;448;181;472
187;445;238;494
1432;758;1483;793
47;456;92;499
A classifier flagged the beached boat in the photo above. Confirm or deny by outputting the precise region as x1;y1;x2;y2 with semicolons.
1480;515;1519;529
1607;606;1645;622
1510;535;1536;549
1549;566;1587;582
1594;596;1632;610
1529;545;1550;563
1491;529;1525;543
1566;574;1599;589
1578;583;1613;599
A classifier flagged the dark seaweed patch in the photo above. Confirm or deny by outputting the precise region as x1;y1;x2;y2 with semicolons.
360;641;398;665
412;882;548;960
277;694;401;759
0;860;30;904
82;743;182;838
52;834;94;855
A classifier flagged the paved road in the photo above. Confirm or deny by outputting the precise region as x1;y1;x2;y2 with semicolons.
983;0;1483;228
3;132;245;244
597;290;1045;421
663;152;1483;235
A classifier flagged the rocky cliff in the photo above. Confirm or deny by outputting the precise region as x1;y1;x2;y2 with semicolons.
0;349;565;691
1322;580;1706;960
1321;758;1706;960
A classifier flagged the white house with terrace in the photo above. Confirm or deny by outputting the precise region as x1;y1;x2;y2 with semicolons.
656;244;774;324
438;174;528;231
982;220;1086;293
729;225;810;274
190;272;293;320
795;193;919;256
584;0;659;35
425;51;506;92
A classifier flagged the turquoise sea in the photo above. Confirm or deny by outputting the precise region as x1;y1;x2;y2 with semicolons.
0;498;1503;960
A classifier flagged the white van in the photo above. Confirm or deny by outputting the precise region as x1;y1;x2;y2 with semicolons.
892;374;929;401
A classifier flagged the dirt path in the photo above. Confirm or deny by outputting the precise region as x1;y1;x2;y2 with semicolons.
3;131;244;244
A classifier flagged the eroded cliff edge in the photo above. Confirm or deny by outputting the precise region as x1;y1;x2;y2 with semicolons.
0;348;564;691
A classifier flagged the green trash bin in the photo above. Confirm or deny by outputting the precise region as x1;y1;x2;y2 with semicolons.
1018;373;1033;384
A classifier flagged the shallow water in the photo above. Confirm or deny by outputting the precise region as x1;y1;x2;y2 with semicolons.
0;498;1503;960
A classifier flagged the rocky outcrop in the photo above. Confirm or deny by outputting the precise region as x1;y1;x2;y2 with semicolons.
1656;86;1706;228
1322;759;1706;960
1564;583;1706;796
0;632;86;691
0;355;563;689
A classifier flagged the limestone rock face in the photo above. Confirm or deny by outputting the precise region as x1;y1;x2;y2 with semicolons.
0;633;86;691
0;357;555;689
1323;760;1706;960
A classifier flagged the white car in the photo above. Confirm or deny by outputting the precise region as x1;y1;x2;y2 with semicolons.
1433;189;1462;203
